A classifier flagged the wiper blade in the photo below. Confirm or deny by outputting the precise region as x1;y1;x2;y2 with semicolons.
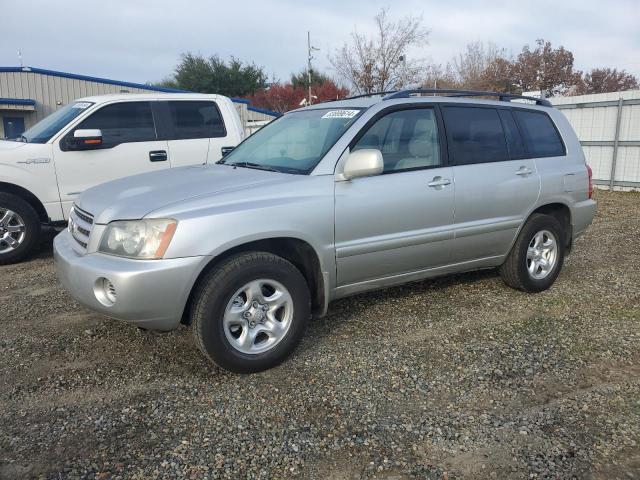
228;161;278;172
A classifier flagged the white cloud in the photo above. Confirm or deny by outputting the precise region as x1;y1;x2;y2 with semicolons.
1;0;638;86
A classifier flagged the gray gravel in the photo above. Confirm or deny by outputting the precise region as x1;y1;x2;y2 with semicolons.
1;189;639;479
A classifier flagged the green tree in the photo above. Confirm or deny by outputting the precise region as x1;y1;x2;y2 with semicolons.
159;53;268;97
290;69;331;89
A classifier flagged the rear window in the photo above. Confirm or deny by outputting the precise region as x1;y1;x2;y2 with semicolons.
513;110;565;157
498;109;526;159
167;101;226;140
442;106;508;165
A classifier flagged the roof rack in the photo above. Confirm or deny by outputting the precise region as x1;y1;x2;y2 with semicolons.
339;91;398;101
383;88;552;107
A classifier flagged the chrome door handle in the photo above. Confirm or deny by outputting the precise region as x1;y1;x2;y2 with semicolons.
428;176;451;188
149;150;168;162
516;167;533;176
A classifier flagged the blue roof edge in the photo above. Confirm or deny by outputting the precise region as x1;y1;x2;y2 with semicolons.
0;66;186;93
0;97;36;106
0;66;281;116
247;105;282;117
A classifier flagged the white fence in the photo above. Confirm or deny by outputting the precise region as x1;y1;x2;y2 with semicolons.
551;90;640;190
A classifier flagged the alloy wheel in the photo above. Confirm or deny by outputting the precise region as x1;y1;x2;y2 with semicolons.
0;208;26;254
223;279;294;355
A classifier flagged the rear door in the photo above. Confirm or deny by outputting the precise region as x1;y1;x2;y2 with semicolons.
53;101;169;217
442;105;540;263
335;106;455;287
159;100;228;167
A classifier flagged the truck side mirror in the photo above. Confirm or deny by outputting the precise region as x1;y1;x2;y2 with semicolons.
66;129;103;150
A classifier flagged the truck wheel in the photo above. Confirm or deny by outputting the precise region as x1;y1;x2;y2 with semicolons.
191;252;311;373
499;213;565;293
0;193;41;266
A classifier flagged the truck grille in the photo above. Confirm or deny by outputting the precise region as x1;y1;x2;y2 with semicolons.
69;205;94;250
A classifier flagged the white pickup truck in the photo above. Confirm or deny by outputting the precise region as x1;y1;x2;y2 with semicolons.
0;93;244;264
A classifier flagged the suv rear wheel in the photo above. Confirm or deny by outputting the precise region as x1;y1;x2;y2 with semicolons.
499;213;565;293
191;252;311;373
0;193;41;265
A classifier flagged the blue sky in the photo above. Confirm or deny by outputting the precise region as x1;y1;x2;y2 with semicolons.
2;0;639;85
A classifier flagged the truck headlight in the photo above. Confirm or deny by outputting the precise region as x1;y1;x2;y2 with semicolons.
98;219;177;259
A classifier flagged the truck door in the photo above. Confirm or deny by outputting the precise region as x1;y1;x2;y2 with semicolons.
53;101;169;218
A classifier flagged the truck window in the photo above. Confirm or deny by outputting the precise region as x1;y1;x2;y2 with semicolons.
166;101;226;140
442;106;508;165
76;102;156;146
22;101;94;144
513;110;565;158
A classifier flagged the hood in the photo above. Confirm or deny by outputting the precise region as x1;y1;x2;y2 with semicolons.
77;164;289;224
0;139;28;151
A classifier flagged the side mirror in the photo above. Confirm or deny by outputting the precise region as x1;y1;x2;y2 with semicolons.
339;149;384;180
66;129;103;150
221;146;235;157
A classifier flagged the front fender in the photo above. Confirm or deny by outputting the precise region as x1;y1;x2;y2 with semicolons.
0;145;63;221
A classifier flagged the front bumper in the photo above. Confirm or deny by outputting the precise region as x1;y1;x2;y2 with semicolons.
53;230;207;331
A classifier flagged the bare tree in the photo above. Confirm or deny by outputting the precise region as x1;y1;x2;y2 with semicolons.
330;9;429;94
451;41;508;90
422;63;458;89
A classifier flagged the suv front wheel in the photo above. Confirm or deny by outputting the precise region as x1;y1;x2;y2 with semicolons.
499;213;566;293
191;252;311;373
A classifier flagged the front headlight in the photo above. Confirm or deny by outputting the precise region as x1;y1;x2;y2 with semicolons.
98;219;177;259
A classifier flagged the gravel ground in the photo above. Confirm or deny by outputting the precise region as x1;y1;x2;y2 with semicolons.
1;189;639;480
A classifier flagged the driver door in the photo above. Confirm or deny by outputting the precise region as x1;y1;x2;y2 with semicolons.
335;106;455;288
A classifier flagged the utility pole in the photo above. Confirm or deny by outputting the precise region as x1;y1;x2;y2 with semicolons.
307;31;319;105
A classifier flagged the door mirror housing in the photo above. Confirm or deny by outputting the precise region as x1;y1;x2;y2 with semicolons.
338;149;384;181
65;129;103;150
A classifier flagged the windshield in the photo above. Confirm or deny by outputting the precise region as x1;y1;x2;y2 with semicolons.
22;101;94;143
220;107;364;174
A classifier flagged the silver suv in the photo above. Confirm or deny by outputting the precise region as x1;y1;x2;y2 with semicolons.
54;89;596;373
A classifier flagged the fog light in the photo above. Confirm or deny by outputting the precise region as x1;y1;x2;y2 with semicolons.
94;277;117;306
103;279;117;303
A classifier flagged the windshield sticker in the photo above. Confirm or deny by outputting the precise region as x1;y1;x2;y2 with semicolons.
72;102;92;109
322;110;359;119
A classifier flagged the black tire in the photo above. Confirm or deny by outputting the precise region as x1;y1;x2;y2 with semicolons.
499;213;565;293
0;193;41;266
191;252;311;373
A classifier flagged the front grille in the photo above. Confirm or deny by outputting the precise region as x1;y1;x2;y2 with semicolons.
73;207;94;225
69;206;94;251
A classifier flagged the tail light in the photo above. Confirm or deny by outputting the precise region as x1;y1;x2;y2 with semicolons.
587;164;593;199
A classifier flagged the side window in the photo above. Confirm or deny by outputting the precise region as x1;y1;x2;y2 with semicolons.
76;102;156;146
498;109;526;159
442;106;508;165
513;110;565;157
167;101;226;140
353;108;441;173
